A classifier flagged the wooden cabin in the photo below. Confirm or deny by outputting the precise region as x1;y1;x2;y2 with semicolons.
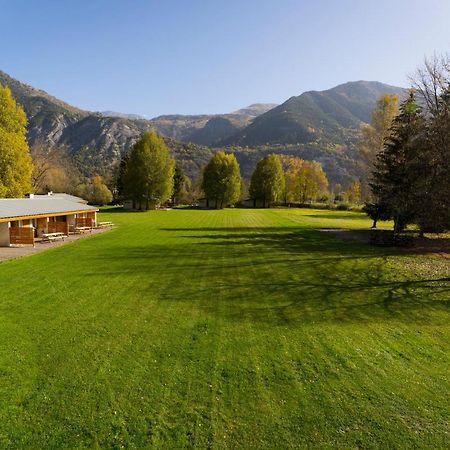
0;196;98;247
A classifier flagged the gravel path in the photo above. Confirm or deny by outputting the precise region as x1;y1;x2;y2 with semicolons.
0;228;110;263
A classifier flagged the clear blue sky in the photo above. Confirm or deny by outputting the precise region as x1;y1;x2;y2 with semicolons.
1;0;450;117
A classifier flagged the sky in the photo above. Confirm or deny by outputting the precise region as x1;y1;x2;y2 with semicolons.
1;0;450;117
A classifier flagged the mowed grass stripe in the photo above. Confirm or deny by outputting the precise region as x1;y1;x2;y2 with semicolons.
0;208;448;448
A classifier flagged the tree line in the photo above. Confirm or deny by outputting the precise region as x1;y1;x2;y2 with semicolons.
360;55;450;234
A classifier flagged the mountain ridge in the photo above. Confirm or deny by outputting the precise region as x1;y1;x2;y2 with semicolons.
221;80;405;146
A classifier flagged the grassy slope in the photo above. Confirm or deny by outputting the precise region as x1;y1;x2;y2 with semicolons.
0;209;448;449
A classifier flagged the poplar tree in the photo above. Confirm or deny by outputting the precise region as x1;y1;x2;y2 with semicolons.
358;94;399;199
123;132;175;210
201;151;241;208
0;85;33;197
249;154;285;207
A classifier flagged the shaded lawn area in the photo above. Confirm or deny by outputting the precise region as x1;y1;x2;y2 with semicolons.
0;208;449;448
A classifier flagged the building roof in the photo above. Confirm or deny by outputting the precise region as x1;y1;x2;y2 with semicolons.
32;193;88;204
0;198;98;221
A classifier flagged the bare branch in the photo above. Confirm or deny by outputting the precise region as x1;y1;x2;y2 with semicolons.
409;52;450;116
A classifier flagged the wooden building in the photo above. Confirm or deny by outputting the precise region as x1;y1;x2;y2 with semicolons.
0;196;98;247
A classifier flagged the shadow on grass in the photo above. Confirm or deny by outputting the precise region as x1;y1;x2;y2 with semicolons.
99;206;126;213
302;213;367;220
87;225;449;325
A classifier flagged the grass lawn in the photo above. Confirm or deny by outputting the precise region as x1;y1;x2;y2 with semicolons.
0;208;448;448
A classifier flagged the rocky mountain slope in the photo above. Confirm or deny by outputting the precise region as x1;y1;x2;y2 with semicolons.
0;70;275;175
146;103;277;145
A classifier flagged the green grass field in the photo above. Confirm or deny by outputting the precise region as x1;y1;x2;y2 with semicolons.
0;208;449;448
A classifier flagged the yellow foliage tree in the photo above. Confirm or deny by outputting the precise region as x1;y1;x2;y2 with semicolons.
358;94;399;199
281;156;329;204
346;180;361;204
0;85;33;197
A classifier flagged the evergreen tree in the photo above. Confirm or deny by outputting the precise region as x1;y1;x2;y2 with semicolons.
369;91;425;233
0;85;33;197
123;132;175;210
249;154;285;207
201;151;241;208
116;152;130;202
414;86;450;233
172;162;190;205
358;94;399;200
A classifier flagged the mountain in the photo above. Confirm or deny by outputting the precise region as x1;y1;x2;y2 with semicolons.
1;70;278;159
221;81;405;146
147;103;277;145
0;70;405;185
232;103;278;117
0;70;217;179
101;111;148;120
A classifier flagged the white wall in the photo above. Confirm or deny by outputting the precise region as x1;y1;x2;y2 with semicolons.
0;222;10;247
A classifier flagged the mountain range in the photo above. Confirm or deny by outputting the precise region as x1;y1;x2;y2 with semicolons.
0;70;404;185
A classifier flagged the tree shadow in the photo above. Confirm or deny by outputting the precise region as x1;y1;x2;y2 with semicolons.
86;225;449;326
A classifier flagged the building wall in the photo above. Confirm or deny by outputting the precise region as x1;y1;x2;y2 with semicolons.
35;217;48;237
0;222;10;247
67;214;76;230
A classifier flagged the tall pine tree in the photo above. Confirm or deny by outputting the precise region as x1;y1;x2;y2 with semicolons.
370;91;425;234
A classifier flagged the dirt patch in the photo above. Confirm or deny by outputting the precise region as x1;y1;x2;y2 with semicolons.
321;228;450;258
321;229;371;243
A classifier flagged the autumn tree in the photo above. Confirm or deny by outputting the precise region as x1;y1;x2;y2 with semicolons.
345;180;361;204
0;85;33;197
281;156;328;204
249;154;285;207
30;140;81;194
280;156;303;204
295;160;329;204
123;132;175;210
201;150;241;208
358;94;399;199
77;175;113;205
